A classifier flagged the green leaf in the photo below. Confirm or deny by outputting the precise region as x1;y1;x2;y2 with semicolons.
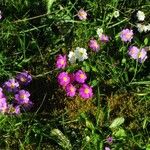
82;61;90;72
110;117;125;128
46;0;56;14
85;120;95;131
91;80;99;87
146;144;150;150
50;129;72;150
144;38;148;45
114;128;126;138
92;133;100;145
91;66;98;72
143;118;148;129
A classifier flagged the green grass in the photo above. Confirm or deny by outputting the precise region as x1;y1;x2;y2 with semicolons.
0;0;150;149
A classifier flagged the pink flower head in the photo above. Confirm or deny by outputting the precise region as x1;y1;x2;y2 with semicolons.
57;72;70;86
120;29;133;42
0;88;4;98
56;54;67;69
138;48;147;63
3;78;19;92
16;71;32;86
66;84;76;97
89;39;100;52
99;34;109;43
79;84;93;99
7;105;20;115
77;9;87;20
105;147;111;150
14;105;20;114
75;70;87;83
15;90;30;105
128;46;140;60
0;97;7;113
106;136;113;143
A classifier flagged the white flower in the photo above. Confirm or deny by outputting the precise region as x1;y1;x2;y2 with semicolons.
113;11;120;18
96;28;103;37
146;24;150;31
68;51;76;64
137;23;142;32
74;47;88;61
137;23;148;33
143;26;149;32
137;11;145;21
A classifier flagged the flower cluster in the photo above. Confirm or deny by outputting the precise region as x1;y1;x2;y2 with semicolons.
88;30;110;53
77;8;148;64
56;55;93;99
96;28;109;44
136;23;150;33
55;8;149;101
135;10;150;33
68;47;88;64
119;28;148;63
68;34;109;63
0;71;32;115
113;16;148;62
67;34;109;63
57;70;93;99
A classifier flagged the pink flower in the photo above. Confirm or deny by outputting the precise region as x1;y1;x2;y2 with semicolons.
57;72;70;86
0;88;8;113
128;46;140;60
89;39;100;52
7;105;20;115
128;47;147;63
3;78;19;92
16;71;32;86
106;136;113;143
56;54;67;69
0;97;7;113
138;48;147;63
75;70;87;83
120;29;133;42
99;34;109;43
105;147;111;150
15;90;31;105
14;105;20;114
0;88;4;98
79;84;93;99
66;84;76;97
77;9;87;20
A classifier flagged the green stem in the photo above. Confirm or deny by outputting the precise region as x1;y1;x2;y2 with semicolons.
129;60;138;85
96;85;101;127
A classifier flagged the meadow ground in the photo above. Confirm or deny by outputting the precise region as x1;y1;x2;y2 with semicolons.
0;0;150;149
